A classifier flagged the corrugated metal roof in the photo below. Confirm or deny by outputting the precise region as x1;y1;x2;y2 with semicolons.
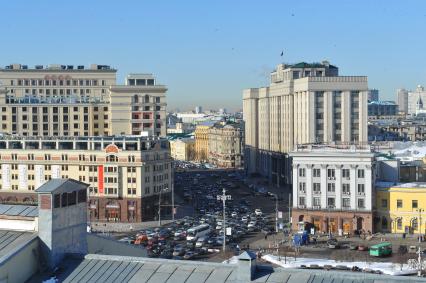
0;230;37;258
0;204;38;217
59;254;426;283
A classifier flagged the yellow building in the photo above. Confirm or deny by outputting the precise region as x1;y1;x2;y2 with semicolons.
195;124;211;161
376;183;426;234
170;138;195;161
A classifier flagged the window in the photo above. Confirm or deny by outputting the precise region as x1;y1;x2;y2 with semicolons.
357;169;365;178
299;197;305;206
313;183;320;193
298;168;305;177
342;198;350;208
342;184;350;195
313;168;320;177
357;198;365;208
313;197;320;206
299;182;306;193
355;183;364;195
327;183;335;192
412;200;418;209
327;197;335;207
381;199;388;208
327;169;335;178
342;169;350;178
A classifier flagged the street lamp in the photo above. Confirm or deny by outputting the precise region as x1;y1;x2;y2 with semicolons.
217;188;232;253
158;187;169;226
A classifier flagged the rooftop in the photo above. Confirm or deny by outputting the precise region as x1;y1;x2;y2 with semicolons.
289;61;338;69
36;179;88;194
0;204;38;218
0;230;37;259
0;64;116;72
51;254;426;283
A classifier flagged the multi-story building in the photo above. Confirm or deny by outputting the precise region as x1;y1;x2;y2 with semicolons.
0;65;167;137
195;123;212;161
407;85;426;116
367;89;379;102
368;101;398;116
290;144;375;235
243;61;368;187
208;122;244;168
110;74;167;137
396;88;409;115
0;135;172;222
376;182;426;234
170;138;196;161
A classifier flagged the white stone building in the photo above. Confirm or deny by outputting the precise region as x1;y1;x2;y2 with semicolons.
289;144;375;234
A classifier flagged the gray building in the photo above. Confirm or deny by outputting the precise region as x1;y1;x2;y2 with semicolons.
368;89;379;101
368;101;398;116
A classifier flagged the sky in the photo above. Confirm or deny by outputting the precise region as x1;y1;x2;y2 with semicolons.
1;1;426;112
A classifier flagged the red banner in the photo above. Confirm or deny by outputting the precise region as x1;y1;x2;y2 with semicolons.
98;165;104;194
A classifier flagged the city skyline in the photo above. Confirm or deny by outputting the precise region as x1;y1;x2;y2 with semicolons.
2;1;426;111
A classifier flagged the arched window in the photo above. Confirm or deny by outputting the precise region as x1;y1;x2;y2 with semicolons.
106;155;118;162
412;218;418;231
397;218;403;230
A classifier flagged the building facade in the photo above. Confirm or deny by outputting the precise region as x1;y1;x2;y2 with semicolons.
208;122;244;168
0;64;167;137
396;88;409;115
0;135;172;222
376;183;426;234
170;138;196;161
290;144;375;235
407;85;426;116
243;62;368;187
195;124;211;161
110;74;167;137
367;89;379;102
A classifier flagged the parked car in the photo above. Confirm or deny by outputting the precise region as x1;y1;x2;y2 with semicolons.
327;239;340;249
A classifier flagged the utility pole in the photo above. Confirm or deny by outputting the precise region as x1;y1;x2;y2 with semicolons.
172;183;175;222
274;193;278;233
288;193;291;224
217;188;231;253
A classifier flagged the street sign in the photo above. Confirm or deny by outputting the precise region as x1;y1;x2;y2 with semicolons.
226;227;232;235
278;211;283;219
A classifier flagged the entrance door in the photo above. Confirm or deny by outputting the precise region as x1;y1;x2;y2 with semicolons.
343;220;351;234
329;218;337;233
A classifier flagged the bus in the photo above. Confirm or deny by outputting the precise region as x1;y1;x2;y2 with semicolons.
186;224;211;241
369;242;392;257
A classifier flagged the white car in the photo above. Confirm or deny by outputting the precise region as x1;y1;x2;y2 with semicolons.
255;209;263;216
231;212;238;218
241;216;248;223
247;221;257;228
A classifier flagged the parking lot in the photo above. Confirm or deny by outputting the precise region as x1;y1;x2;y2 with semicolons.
112;168;292;261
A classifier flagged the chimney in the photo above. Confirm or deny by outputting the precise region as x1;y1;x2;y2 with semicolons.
36;179;88;270
236;251;257;281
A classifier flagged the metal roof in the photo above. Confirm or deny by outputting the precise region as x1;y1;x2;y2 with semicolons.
0;204;38;217
0;230;37;259
36;179;88;194
58;254;426;283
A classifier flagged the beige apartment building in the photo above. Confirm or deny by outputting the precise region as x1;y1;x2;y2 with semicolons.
243;61;368;187
0;135;172;222
170;138;196;161
0;64;167;137
110;74;167;137
195;124;211;161
208;122;244;168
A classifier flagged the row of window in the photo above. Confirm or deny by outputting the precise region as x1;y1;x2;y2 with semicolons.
12;79;106;87
381;199;420;209
299;196;365;209
299;182;365;194
299;168;365;179
8;106;108;113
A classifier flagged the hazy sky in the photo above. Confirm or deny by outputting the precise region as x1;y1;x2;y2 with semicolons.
2;1;426;111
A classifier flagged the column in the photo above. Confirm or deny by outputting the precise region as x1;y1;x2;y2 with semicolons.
320;164;327;208
365;165;372;211
350;165;357;209
335;165;342;209
306;164;313;207
341;91;351;142
292;164;298;208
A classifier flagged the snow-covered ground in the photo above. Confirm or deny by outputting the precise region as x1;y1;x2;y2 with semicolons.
262;254;418;276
